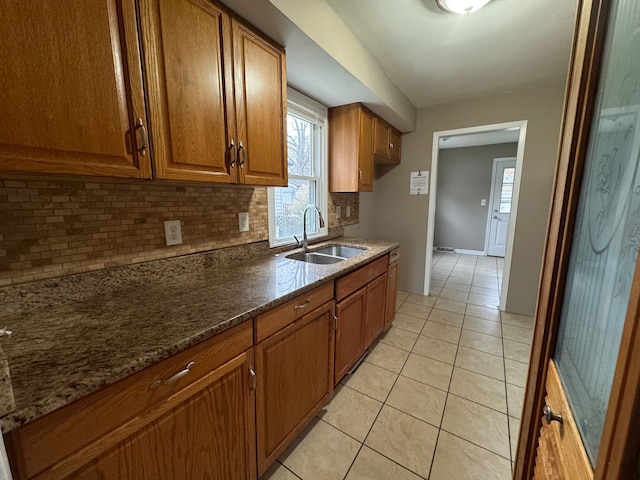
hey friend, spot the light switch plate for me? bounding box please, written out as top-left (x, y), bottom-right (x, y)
top-left (164, 220), bottom-right (182, 246)
top-left (238, 212), bottom-right (249, 232)
top-left (346, 206), bottom-right (351, 218)
top-left (336, 206), bottom-right (341, 219)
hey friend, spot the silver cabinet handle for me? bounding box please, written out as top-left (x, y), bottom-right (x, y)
top-left (134, 118), bottom-right (148, 157)
top-left (359, 170), bottom-right (363, 180)
top-left (249, 366), bottom-right (257, 390)
top-left (229, 139), bottom-right (237, 168)
top-left (294, 300), bottom-right (311, 310)
top-left (151, 361), bottom-right (195, 388)
top-left (238, 141), bottom-right (246, 168)
top-left (333, 313), bottom-right (339, 330)
top-left (543, 405), bottom-right (563, 425)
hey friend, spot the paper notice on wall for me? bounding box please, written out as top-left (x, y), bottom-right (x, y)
top-left (410, 171), bottom-right (429, 195)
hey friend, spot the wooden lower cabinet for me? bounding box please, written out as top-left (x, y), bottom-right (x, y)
top-left (6, 322), bottom-right (256, 480)
top-left (385, 251), bottom-right (400, 330)
top-left (334, 287), bottom-right (367, 383)
top-left (255, 301), bottom-right (335, 476)
top-left (334, 262), bottom-right (390, 385)
top-left (363, 274), bottom-right (387, 347)
top-left (67, 351), bottom-right (256, 480)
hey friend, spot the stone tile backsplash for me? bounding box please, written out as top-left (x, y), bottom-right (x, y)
top-left (0, 177), bottom-right (358, 285)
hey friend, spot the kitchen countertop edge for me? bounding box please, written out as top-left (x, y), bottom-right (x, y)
top-left (1, 237), bottom-right (400, 433)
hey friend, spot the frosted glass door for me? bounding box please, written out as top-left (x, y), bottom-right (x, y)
top-left (554, 0), bottom-right (640, 465)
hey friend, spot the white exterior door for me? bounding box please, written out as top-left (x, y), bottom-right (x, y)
top-left (487, 157), bottom-right (516, 257)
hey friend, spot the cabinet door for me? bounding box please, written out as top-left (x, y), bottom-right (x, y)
top-left (139, 0), bottom-right (237, 183)
top-left (0, 0), bottom-right (151, 179)
top-left (255, 302), bottom-right (334, 475)
top-left (363, 274), bottom-right (387, 348)
top-left (358, 108), bottom-right (374, 192)
top-left (373, 117), bottom-right (391, 159)
top-left (385, 262), bottom-right (399, 329)
top-left (335, 287), bottom-right (366, 384)
top-left (389, 127), bottom-right (402, 163)
top-left (67, 351), bottom-right (256, 480)
top-left (232, 19), bottom-right (287, 187)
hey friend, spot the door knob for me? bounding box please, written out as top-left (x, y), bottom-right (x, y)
top-left (543, 405), bottom-right (563, 425)
top-left (493, 216), bottom-right (499, 220)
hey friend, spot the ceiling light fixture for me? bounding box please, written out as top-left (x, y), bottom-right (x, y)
top-left (435, 0), bottom-right (493, 14)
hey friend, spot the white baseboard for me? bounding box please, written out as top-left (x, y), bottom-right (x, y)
top-left (455, 249), bottom-right (486, 256)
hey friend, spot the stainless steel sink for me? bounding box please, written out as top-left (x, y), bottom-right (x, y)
top-left (312, 244), bottom-right (366, 259)
top-left (285, 244), bottom-right (367, 265)
top-left (286, 252), bottom-right (345, 264)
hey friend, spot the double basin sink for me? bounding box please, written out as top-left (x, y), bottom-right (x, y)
top-left (286, 244), bottom-right (367, 264)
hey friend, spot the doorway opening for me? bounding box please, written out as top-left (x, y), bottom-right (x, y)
top-left (424, 121), bottom-right (528, 311)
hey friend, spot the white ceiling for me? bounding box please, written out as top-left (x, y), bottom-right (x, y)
top-left (323, 0), bottom-right (577, 108)
top-left (220, 0), bottom-right (577, 131)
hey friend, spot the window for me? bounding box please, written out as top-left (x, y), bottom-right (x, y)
top-left (268, 88), bottom-right (328, 247)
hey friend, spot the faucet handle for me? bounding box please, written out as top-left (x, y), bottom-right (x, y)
top-left (294, 235), bottom-right (301, 246)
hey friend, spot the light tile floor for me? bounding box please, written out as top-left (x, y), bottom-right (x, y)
top-left (262, 253), bottom-right (534, 480)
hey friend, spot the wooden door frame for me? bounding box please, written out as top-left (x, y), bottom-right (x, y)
top-left (515, 0), bottom-right (640, 478)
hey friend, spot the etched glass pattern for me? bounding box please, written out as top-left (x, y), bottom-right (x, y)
top-left (555, 0), bottom-right (640, 465)
top-left (499, 167), bottom-right (514, 213)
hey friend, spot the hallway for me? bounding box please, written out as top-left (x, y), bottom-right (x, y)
top-left (262, 253), bottom-right (534, 479)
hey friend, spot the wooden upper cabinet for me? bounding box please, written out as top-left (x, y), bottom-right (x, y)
top-left (373, 117), bottom-right (402, 164)
top-left (139, 1), bottom-right (286, 186)
top-left (329, 103), bottom-right (374, 192)
top-left (232, 19), bottom-right (288, 187)
top-left (0, 0), bottom-right (152, 179)
top-left (138, 0), bottom-right (236, 183)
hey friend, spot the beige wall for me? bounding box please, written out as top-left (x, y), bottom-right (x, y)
top-left (435, 143), bottom-right (518, 252)
top-left (364, 83), bottom-right (566, 315)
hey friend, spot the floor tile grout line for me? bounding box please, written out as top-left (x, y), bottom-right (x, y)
top-left (341, 330), bottom-right (427, 480)
top-left (499, 308), bottom-right (516, 470)
top-left (426, 257), bottom-right (465, 480)
top-left (273, 460), bottom-right (303, 479)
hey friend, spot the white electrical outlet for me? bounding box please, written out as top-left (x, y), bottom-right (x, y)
top-left (238, 212), bottom-right (249, 232)
top-left (336, 206), bottom-right (341, 219)
top-left (481, 199), bottom-right (487, 206)
top-left (164, 220), bottom-right (182, 246)
top-left (346, 206), bottom-right (351, 218)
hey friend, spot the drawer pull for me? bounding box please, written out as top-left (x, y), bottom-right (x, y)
top-left (151, 361), bottom-right (195, 388)
top-left (294, 300), bottom-right (311, 310)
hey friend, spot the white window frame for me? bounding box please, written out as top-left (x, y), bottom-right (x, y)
top-left (267, 88), bottom-right (329, 248)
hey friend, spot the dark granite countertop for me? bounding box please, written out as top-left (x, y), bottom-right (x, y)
top-left (0, 237), bottom-right (399, 433)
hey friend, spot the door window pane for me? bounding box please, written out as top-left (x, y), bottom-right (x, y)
top-left (499, 168), bottom-right (514, 213)
top-left (554, 0), bottom-right (640, 464)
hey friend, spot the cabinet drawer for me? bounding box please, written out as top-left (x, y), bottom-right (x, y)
top-left (255, 282), bottom-right (334, 343)
top-left (7, 321), bottom-right (254, 480)
top-left (389, 248), bottom-right (400, 264)
top-left (336, 256), bottom-right (388, 301)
